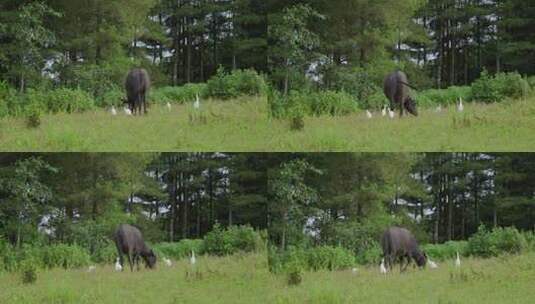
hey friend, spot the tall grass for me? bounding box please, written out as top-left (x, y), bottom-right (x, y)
top-left (1, 252), bottom-right (534, 303)
top-left (1, 96), bottom-right (535, 151)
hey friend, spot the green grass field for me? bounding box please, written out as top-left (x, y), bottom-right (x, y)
top-left (1, 253), bottom-right (534, 304)
top-left (1, 96), bottom-right (535, 152)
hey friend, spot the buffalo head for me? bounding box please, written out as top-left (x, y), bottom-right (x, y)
top-left (143, 249), bottom-right (157, 268)
top-left (404, 96), bottom-right (418, 116)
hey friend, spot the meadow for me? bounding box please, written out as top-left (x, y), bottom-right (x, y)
top-left (1, 96), bottom-right (535, 152)
top-left (1, 252), bottom-right (534, 304)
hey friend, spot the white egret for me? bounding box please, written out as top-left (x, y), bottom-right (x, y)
top-left (111, 106), bottom-right (117, 116)
top-left (388, 108), bottom-right (395, 119)
top-left (124, 107), bottom-right (132, 115)
top-left (163, 257), bottom-right (172, 267)
top-left (457, 97), bottom-right (464, 112)
top-left (435, 105), bottom-right (442, 113)
top-left (366, 110), bottom-right (373, 119)
top-left (428, 259), bottom-right (438, 269)
top-left (194, 94), bottom-right (200, 110)
top-left (166, 102), bottom-right (172, 111)
top-left (190, 250), bottom-right (196, 265)
top-left (87, 265), bottom-right (96, 272)
top-left (380, 258), bottom-right (387, 274)
top-left (351, 267), bottom-right (358, 274)
top-left (455, 252), bottom-right (461, 268)
top-left (381, 105), bottom-right (387, 117)
top-left (115, 258), bottom-right (122, 271)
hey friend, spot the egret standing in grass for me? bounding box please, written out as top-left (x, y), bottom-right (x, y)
top-left (380, 258), bottom-right (387, 274)
top-left (111, 106), bottom-right (117, 116)
top-left (382, 105), bottom-right (387, 117)
top-left (351, 267), bottom-right (358, 274)
top-left (366, 110), bottom-right (373, 119)
top-left (115, 257), bottom-right (122, 271)
top-left (428, 259), bottom-right (438, 269)
top-left (388, 108), bottom-right (395, 119)
top-left (194, 94), bottom-right (200, 110)
top-left (124, 107), bottom-right (132, 115)
top-left (435, 105), bottom-right (442, 113)
top-left (190, 250), bottom-right (197, 266)
top-left (87, 265), bottom-right (96, 272)
top-left (163, 257), bottom-right (172, 267)
top-left (457, 97), bottom-right (464, 112)
top-left (166, 102), bottom-right (172, 111)
top-left (455, 251), bottom-right (461, 268)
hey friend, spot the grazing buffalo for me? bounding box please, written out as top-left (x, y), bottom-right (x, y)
top-left (125, 68), bottom-right (150, 115)
top-left (380, 227), bottom-right (426, 272)
top-left (383, 71), bottom-right (418, 117)
top-left (114, 224), bottom-right (156, 271)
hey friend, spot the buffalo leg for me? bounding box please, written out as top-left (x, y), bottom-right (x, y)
top-left (135, 254), bottom-right (141, 271)
top-left (119, 254), bottom-right (125, 271)
top-left (127, 251), bottom-right (134, 272)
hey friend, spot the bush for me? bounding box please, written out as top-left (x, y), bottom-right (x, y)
top-left (21, 260), bottom-right (38, 284)
top-left (467, 225), bottom-right (527, 258)
top-left (308, 90), bottom-right (359, 116)
top-left (421, 241), bottom-right (469, 261)
top-left (205, 67), bottom-right (267, 100)
top-left (271, 90), bottom-right (358, 119)
top-left (0, 81), bottom-right (14, 118)
top-left (202, 224), bottom-right (264, 256)
top-left (307, 246), bottom-right (356, 271)
top-left (43, 88), bottom-right (96, 113)
top-left (98, 87), bottom-right (124, 107)
top-left (416, 86), bottom-right (472, 107)
top-left (153, 239), bottom-right (204, 260)
top-left (25, 102), bottom-right (42, 128)
top-left (471, 70), bottom-right (531, 103)
top-left (151, 83), bottom-right (207, 105)
top-left (42, 244), bottom-right (91, 269)
top-left (92, 242), bottom-right (118, 264)
top-left (269, 246), bottom-right (355, 273)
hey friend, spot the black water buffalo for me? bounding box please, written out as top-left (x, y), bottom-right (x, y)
top-left (114, 224), bottom-right (156, 271)
top-left (125, 68), bottom-right (150, 115)
top-left (381, 227), bottom-right (426, 272)
top-left (383, 71), bottom-right (418, 117)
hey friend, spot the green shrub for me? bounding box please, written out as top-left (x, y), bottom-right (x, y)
top-left (287, 267), bottom-right (303, 286)
top-left (421, 241), bottom-right (469, 261)
top-left (151, 83), bottom-right (207, 104)
top-left (0, 81), bottom-right (14, 118)
top-left (44, 88), bottom-right (96, 113)
top-left (269, 246), bottom-right (355, 273)
top-left (153, 239), bottom-right (204, 259)
top-left (92, 242), bottom-right (118, 264)
top-left (42, 244), bottom-right (91, 269)
top-left (205, 67), bottom-right (267, 100)
top-left (307, 246), bottom-right (356, 271)
top-left (308, 90), bottom-right (358, 116)
top-left (471, 70), bottom-right (531, 103)
top-left (524, 231), bottom-right (535, 251)
top-left (60, 56), bottom-right (137, 100)
top-left (416, 86), bottom-right (472, 107)
top-left (467, 225), bottom-right (527, 258)
top-left (20, 260), bottom-right (38, 284)
top-left (25, 102), bottom-right (42, 128)
top-left (202, 224), bottom-right (264, 256)
top-left (98, 87), bottom-right (124, 107)
top-left (355, 241), bottom-right (383, 265)
top-left (273, 90), bottom-right (358, 119)
top-left (366, 90), bottom-right (389, 110)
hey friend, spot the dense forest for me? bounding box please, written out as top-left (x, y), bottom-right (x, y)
top-left (1, 0), bottom-right (534, 94)
top-left (267, 153), bottom-right (535, 252)
top-left (1, 153), bottom-right (533, 251)
top-left (0, 153), bottom-right (268, 248)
